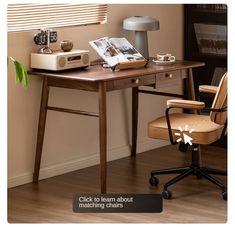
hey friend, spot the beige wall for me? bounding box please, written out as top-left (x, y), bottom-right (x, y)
top-left (8, 4), bottom-right (184, 187)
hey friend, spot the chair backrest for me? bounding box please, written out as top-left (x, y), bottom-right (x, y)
top-left (210, 72), bottom-right (227, 125)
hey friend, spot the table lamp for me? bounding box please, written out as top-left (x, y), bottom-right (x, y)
top-left (123, 16), bottom-right (160, 59)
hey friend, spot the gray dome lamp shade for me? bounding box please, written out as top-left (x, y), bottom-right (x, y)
top-left (123, 16), bottom-right (160, 59)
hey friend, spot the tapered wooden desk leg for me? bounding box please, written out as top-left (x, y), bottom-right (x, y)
top-left (187, 68), bottom-right (196, 114)
top-left (131, 87), bottom-right (139, 157)
top-left (98, 82), bottom-right (107, 194)
top-left (33, 77), bottom-right (50, 182)
top-left (188, 68), bottom-right (196, 101)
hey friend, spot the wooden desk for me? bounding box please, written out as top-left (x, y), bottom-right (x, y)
top-left (29, 60), bottom-right (205, 193)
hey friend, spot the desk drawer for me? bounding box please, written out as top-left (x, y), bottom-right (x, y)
top-left (155, 70), bottom-right (186, 89)
top-left (110, 74), bottom-right (156, 90)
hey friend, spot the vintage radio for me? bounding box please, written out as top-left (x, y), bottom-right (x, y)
top-left (30, 49), bottom-right (90, 71)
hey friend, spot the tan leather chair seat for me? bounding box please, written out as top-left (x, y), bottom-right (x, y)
top-left (148, 113), bottom-right (224, 145)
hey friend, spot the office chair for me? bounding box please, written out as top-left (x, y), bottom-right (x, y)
top-left (178, 82), bottom-right (220, 152)
top-left (148, 72), bottom-right (227, 200)
top-left (178, 84), bottom-right (219, 153)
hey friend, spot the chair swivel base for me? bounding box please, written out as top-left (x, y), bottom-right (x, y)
top-left (149, 145), bottom-right (227, 200)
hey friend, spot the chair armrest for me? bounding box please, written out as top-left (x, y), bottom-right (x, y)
top-left (165, 101), bottom-right (204, 145)
top-left (167, 99), bottom-right (205, 109)
top-left (199, 85), bottom-right (218, 94)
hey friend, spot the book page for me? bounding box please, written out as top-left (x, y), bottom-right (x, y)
top-left (89, 37), bottom-right (145, 67)
top-left (109, 38), bottom-right (145, 61)
top-left (89, 37), bottom-right (124, 67)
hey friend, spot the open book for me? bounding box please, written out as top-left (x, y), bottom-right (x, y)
top-left (89, 37), bottom-right (146, 69)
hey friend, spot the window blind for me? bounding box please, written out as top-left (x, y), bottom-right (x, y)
top-left (7, 4), bottom-right (108, 32)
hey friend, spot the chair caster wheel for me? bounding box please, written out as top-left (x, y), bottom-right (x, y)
top-left (222, 191), bottom-right (227, 201)
top-left (149, 176), bottom-right (159, 186)
top-left (162, 189), bottom-right (172, 199)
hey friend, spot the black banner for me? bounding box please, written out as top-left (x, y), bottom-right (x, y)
top-left (73, 194), bottom-right (162, 213)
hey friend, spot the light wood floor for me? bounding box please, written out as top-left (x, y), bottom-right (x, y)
top-left (8, 145), bottom-right (227, 223)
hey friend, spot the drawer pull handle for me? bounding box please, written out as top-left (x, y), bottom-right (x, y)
top-left (132, 78), bottom-right (139, 84)
top-left (165, 73), bottom-right (173, 78)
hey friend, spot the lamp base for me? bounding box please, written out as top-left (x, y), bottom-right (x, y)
top-left (134, 31), bottom-right (149, 59)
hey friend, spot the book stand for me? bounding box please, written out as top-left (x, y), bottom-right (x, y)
top-left (110, 59), bottom-right (148, 71)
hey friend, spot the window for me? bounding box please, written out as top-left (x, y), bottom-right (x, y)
top-left (7, 4), bottom-right (108, 32)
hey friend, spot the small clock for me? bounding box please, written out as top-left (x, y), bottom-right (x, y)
top-left (33, 29), bottom-right (57, 54)
top-left (34, 30), bottom-right (57, 45)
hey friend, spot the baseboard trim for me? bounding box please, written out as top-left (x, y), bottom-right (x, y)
top-left (8, 140), bottom-right (169, 188)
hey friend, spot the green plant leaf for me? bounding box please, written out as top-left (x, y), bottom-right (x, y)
top-left (9, 57), bottom-right (29, 87)
top-left (22, 66), bottom-right (29, 87)
top-left (14, 60), bottom-right (23, 83)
